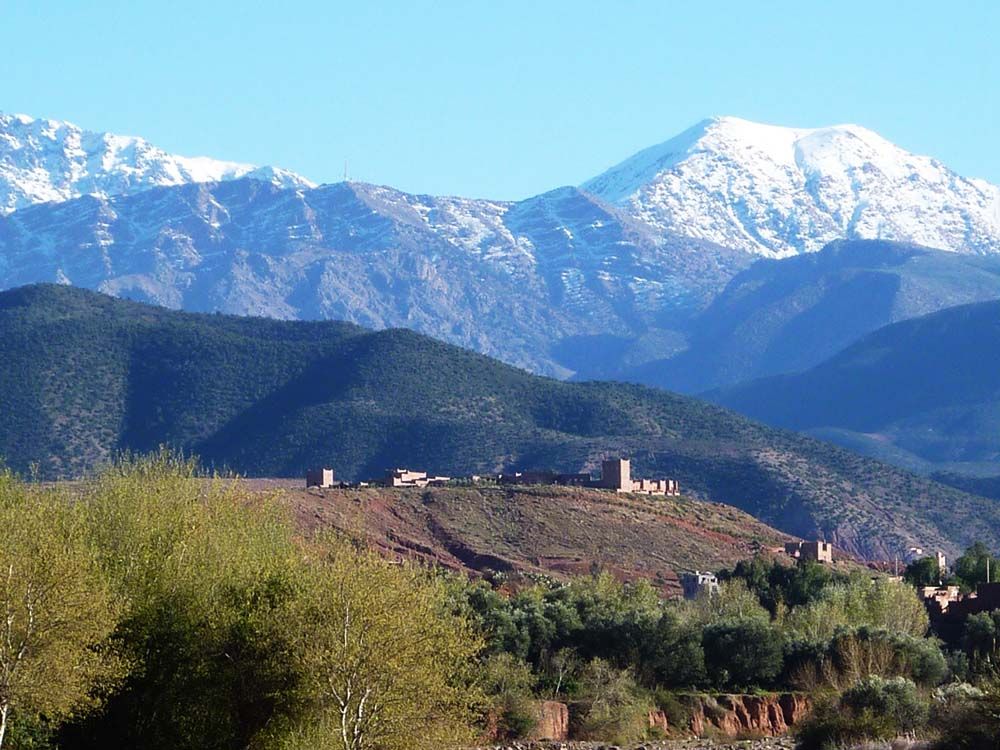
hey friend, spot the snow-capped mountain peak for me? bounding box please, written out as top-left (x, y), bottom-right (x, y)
top-left (0, 112), bottom-right (315, 214)
top-left (582, 116), bottom-right (1000, 257)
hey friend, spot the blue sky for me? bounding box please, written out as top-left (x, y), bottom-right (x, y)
top-left (2, 1), bottom-right (997, 200)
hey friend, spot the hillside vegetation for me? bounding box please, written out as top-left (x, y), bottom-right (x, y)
top-left (2, 284), bottom-right (999, 559)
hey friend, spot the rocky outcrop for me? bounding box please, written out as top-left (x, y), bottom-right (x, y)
top-left (647, 709), bottom-right (669, 734)
top-left (529, 701), bottom-right (569, 741)
top-left (688, 693), bottom-right (810, 737)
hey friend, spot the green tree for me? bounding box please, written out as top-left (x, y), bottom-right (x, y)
top-left (702, 619), bottom-right (784, 691)
top-left (0, 473), bottom-right (120, 749)
top-left (784, 578), bottom-right (928, 642)
top-left (62, 452), bottom-right (305, 750)
top-left (904, 556), bottom-right (941, 587)
top-left (722, 556), bottom-right (838, 614)
top-left (963, 611), bottom-right (1000, 669)
top-left (277, 537), bottom-right (483, 750)
top-left (954, 542), bottom-right (998, 591)
top-left (686, 579), bottom-right (770, 625)
top-left (645, 610), bottom-right (706, 689)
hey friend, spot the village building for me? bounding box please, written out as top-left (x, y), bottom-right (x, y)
top-left (306, 467), bottom-right (336, 488)
top-left (937, 550), bottom-right (948, 574)
top-left (921, 585), bottom-right (961, 613)
top-left (784, 540), bottom-right (834, 564)
top-left (680, 571), bottom-right (719, 600)
top-left (926, 582), bottom-right (1000, 644)
top-left (496, 458), bottom-right (678, 495)
top-left (596, 458), bottom-right (681, 496)
top-left (384, 468), bottom-right (451, 488)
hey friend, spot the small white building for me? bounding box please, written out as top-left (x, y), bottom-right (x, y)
top-left (680, 570), bottom-right (719, 600)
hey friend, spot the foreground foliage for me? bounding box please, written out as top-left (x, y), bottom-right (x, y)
top-left (0, 473), bottom-right (120, 750)
top-left (2, 455), bottom-right (479, 750)
top-left (1, 451), bottom-right (992, 748)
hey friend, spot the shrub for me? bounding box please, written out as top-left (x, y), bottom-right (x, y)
top-left (573, 659), bottom-right (652, 743)
top-left (652, 688), bottom-right (694, 730)
top-left (788, 628), bottom-right (947, 691)
top-left (933, 679), bottom-right (1000, 750)
top-left (702, 619), bottom-right (784, 691)
top-left (841, 676), bottom-right (928, 733)
top-left (478, 653), bottom-right (538, 739)
top-left (794, 676), bottom-right (929, 750)
top-left (795, 697), bottom-right (895, 750)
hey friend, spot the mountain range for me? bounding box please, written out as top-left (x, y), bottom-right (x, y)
top-left (622, 239), bottom-right (1000, 392)
top-left (584, 117), bottom-right (1000, 258)
top-left (3, 282), bottom-right (1000, 561)
top-left (3, 112), bottom-right (1000, 381)
top-left (711, 298), bottom-right (1000, 479)
top-left (0, 112), bottom-right (313, 213)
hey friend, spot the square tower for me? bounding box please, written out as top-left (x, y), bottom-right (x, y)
top-left (601, 458), bottom-right (631, 491)
top-left (306, 468), bottom-right (335, 488)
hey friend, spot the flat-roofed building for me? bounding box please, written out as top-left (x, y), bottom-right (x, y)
top-left (384, 469), bottom-right (450, 487)
top-left (306, 467), bottom-right (336, 488)
top-left (785, 540), bottom-right (834, 564)
top-left (680, 570), bottom-right (719, 600)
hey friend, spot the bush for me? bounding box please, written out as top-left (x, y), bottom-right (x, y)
top-left (479, 653), bottom-right (538, 739)
top-left (841, 676), bottom-right (927, 733)
top-left (933, 679), bottom-right (1000, 750)
top-left (702, 619), bottom-right (784, 691)
top-left (788, 627), bottom-right (947, 691)
top-left (795, 696), bottom-right (894, 750)
top-left (652, 688), bottom-right (694, 730)
top-left (794, 676), bottom-right (929, 750)
top-left (573, 659), bottom-right (652, 743)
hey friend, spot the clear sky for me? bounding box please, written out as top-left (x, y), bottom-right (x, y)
top-left (2, 1), bottom-right (997, 200)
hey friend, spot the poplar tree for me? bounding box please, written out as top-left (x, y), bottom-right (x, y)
top-left (0, 473), bottom-right (120, 749)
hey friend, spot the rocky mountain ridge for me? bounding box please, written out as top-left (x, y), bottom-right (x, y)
top-left (0, 178), bottom-right (747, 376)
top-left (3, 111), bottom-right (1000, 380)
top-left (0, 112), bottom-right (313, 213)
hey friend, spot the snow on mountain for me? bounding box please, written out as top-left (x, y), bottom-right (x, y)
top-left (583, 116), bottom-right (1000, 258)
top-left (0, 112), bottom-right (315, 214)
top-left (5, 110), bottom-right (1000, 380)
top-left (0, 177), bottom-right (748, 377)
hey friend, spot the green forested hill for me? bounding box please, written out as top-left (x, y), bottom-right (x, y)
top-left (1, 283), bottom-right (998, 560)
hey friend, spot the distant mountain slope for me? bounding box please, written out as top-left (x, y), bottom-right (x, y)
top-left (0, 112), bottom-right (313, 213)
top-left (3, 284), bottom-right (1000, 560)
top-left (0, 178), bottom-right (748, 377)
top-left (583, 116), bottom-right (1000, 258)
top-left (618, 240), bottom-right (1000, 392)
top-left (7, 112), bottom-right (1000, 383)
top-left (712, 299), bottom-right (1000, 477)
